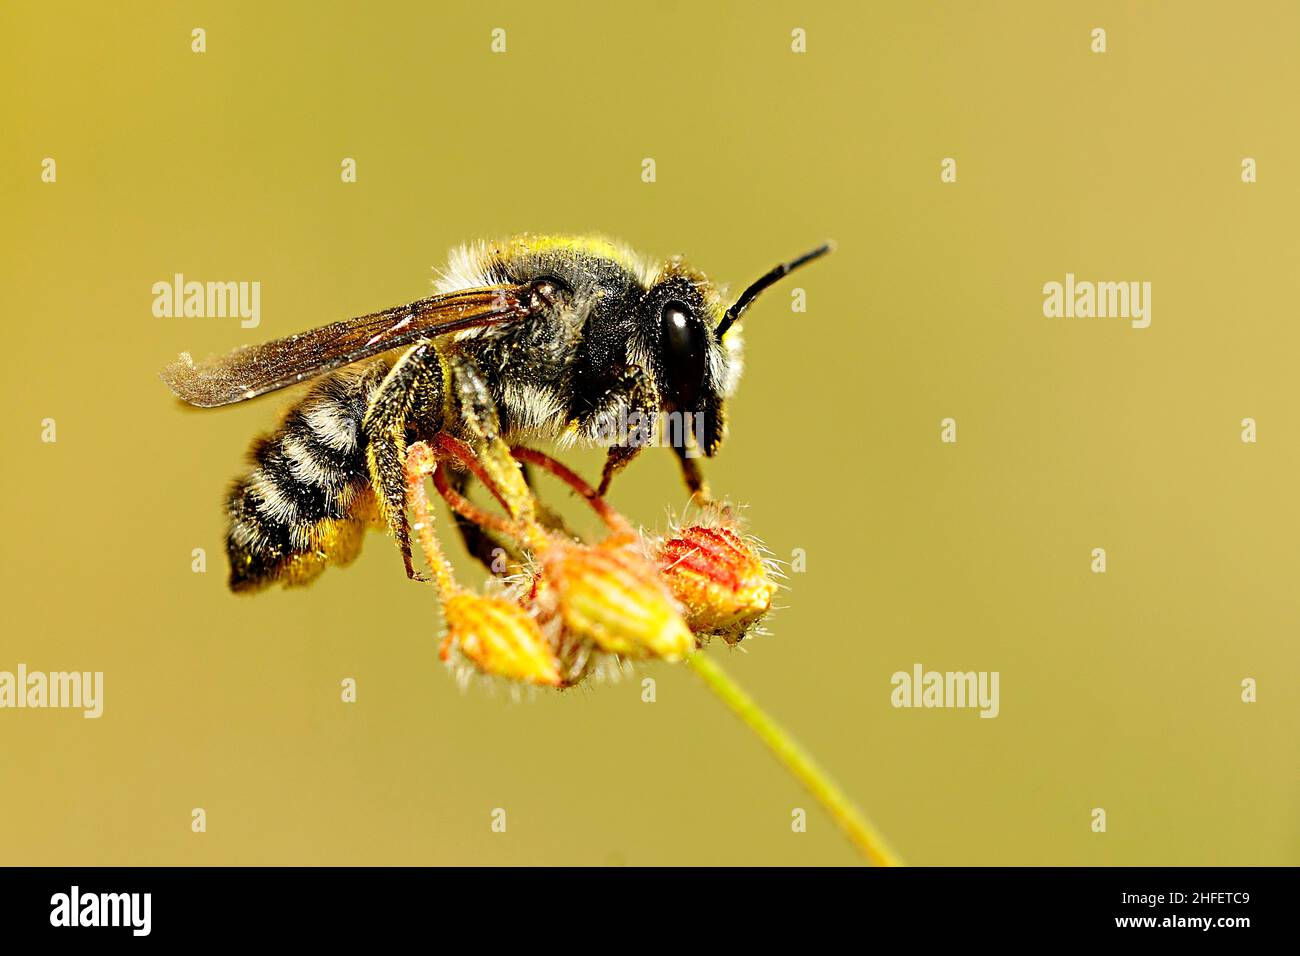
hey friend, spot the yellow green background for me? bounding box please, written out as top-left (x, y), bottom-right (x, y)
top-left (2, 1), bottom-right (1296, 865)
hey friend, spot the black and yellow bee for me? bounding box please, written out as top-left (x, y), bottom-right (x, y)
top-left (162, 235), bottom-right (831, 592)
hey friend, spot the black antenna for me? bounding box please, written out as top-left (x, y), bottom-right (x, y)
top-left (715, 241), bottom-right (835, 338)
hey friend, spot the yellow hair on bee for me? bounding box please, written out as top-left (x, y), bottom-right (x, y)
top-left (434, 233), bottom-right (657, 293)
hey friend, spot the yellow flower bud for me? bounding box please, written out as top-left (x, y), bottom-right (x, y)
top-left (544, 542), bottom-right (693, 661)
top-left (657, 525), bottom-right (775, 643)
top-left (441, 592), bottom-right (562, 686)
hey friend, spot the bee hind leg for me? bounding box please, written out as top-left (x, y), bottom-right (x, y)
top-left (361, 339), bottom-right (448, 581)
top-left (376, 349), bottom-right (542, 578)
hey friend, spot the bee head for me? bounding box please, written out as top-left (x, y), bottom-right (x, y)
top-left (479, 235), bottom-right (833, 457)
top-left (631, 259), bottom-right (727, 456)
top-left (637, 242), bottom-right (835, 457)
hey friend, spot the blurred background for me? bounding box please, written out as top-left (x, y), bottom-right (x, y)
top-left (1, 1), bottom-right (1296, 865)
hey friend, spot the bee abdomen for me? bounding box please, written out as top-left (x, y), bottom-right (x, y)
top-left (226, 369), bottom-right (384, 592)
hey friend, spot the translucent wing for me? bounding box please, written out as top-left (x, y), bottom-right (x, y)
top-left (161, 285), bottom-right (528, 408)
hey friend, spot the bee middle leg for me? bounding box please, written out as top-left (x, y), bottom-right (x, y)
top-left (444, 353), bottom-right (538, 525)
top-left (449, 460), bottom-right (581, 575)
top-left (447, 468), bottom-right (522, 573)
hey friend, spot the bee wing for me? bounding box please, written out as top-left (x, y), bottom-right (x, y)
top-left (161, 285), bottom-right (529, 408)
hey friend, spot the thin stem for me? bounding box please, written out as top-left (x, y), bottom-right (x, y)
top-left (686, 652), bottom-right (903, 867)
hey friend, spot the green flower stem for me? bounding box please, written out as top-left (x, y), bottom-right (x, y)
top-left (686, 651), bottom-right (903, 867)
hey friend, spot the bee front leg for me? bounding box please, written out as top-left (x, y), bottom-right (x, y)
top-left (597, 444), bottom-right (642, 497)
top-left (591, 364), bottom-right (659, 497)
top-left (672, 443), bottom-right (710, 500)
top-left (361, 339), bottom-right (448, 581)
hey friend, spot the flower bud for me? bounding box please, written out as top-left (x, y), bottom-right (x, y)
top-left (657, 525), bottom-right (775, 642)
top-left (441, 592), bottom-right (562, 686)
top-left (545, 542), bottom-right (693, 661)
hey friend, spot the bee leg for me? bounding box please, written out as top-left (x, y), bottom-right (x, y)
top-left (673, 443), bottom-right (710, 500)
top-left (516, 460), bottom-right (582, 540)
top-left (592, 364), bottom-right (659, 496)
top-left (447, 468), bottom-right (524, 572)
top-left (361, 340), bottom-right (448, 581)
top-left (445, 353), bottom-right (538, 526)
top-left (597, 445), bottom-right (642, 496)
top-left (448, 460), bottom-right (580, 573)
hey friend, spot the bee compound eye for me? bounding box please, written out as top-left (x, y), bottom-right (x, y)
top-left (528, 276), bottom-right (568, 310)
top-left (659, 299), bottom-right (707, 409)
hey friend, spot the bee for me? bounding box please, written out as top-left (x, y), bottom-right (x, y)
top-left (162, 235), bottom-right (832, 592)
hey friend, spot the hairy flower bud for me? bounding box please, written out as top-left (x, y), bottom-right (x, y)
top-left (657, 525), bottom-right (775, 643)
top-left (544, 542), bottom-right (693, 661)
top-left (441, 592), bottom-right (562, 686)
